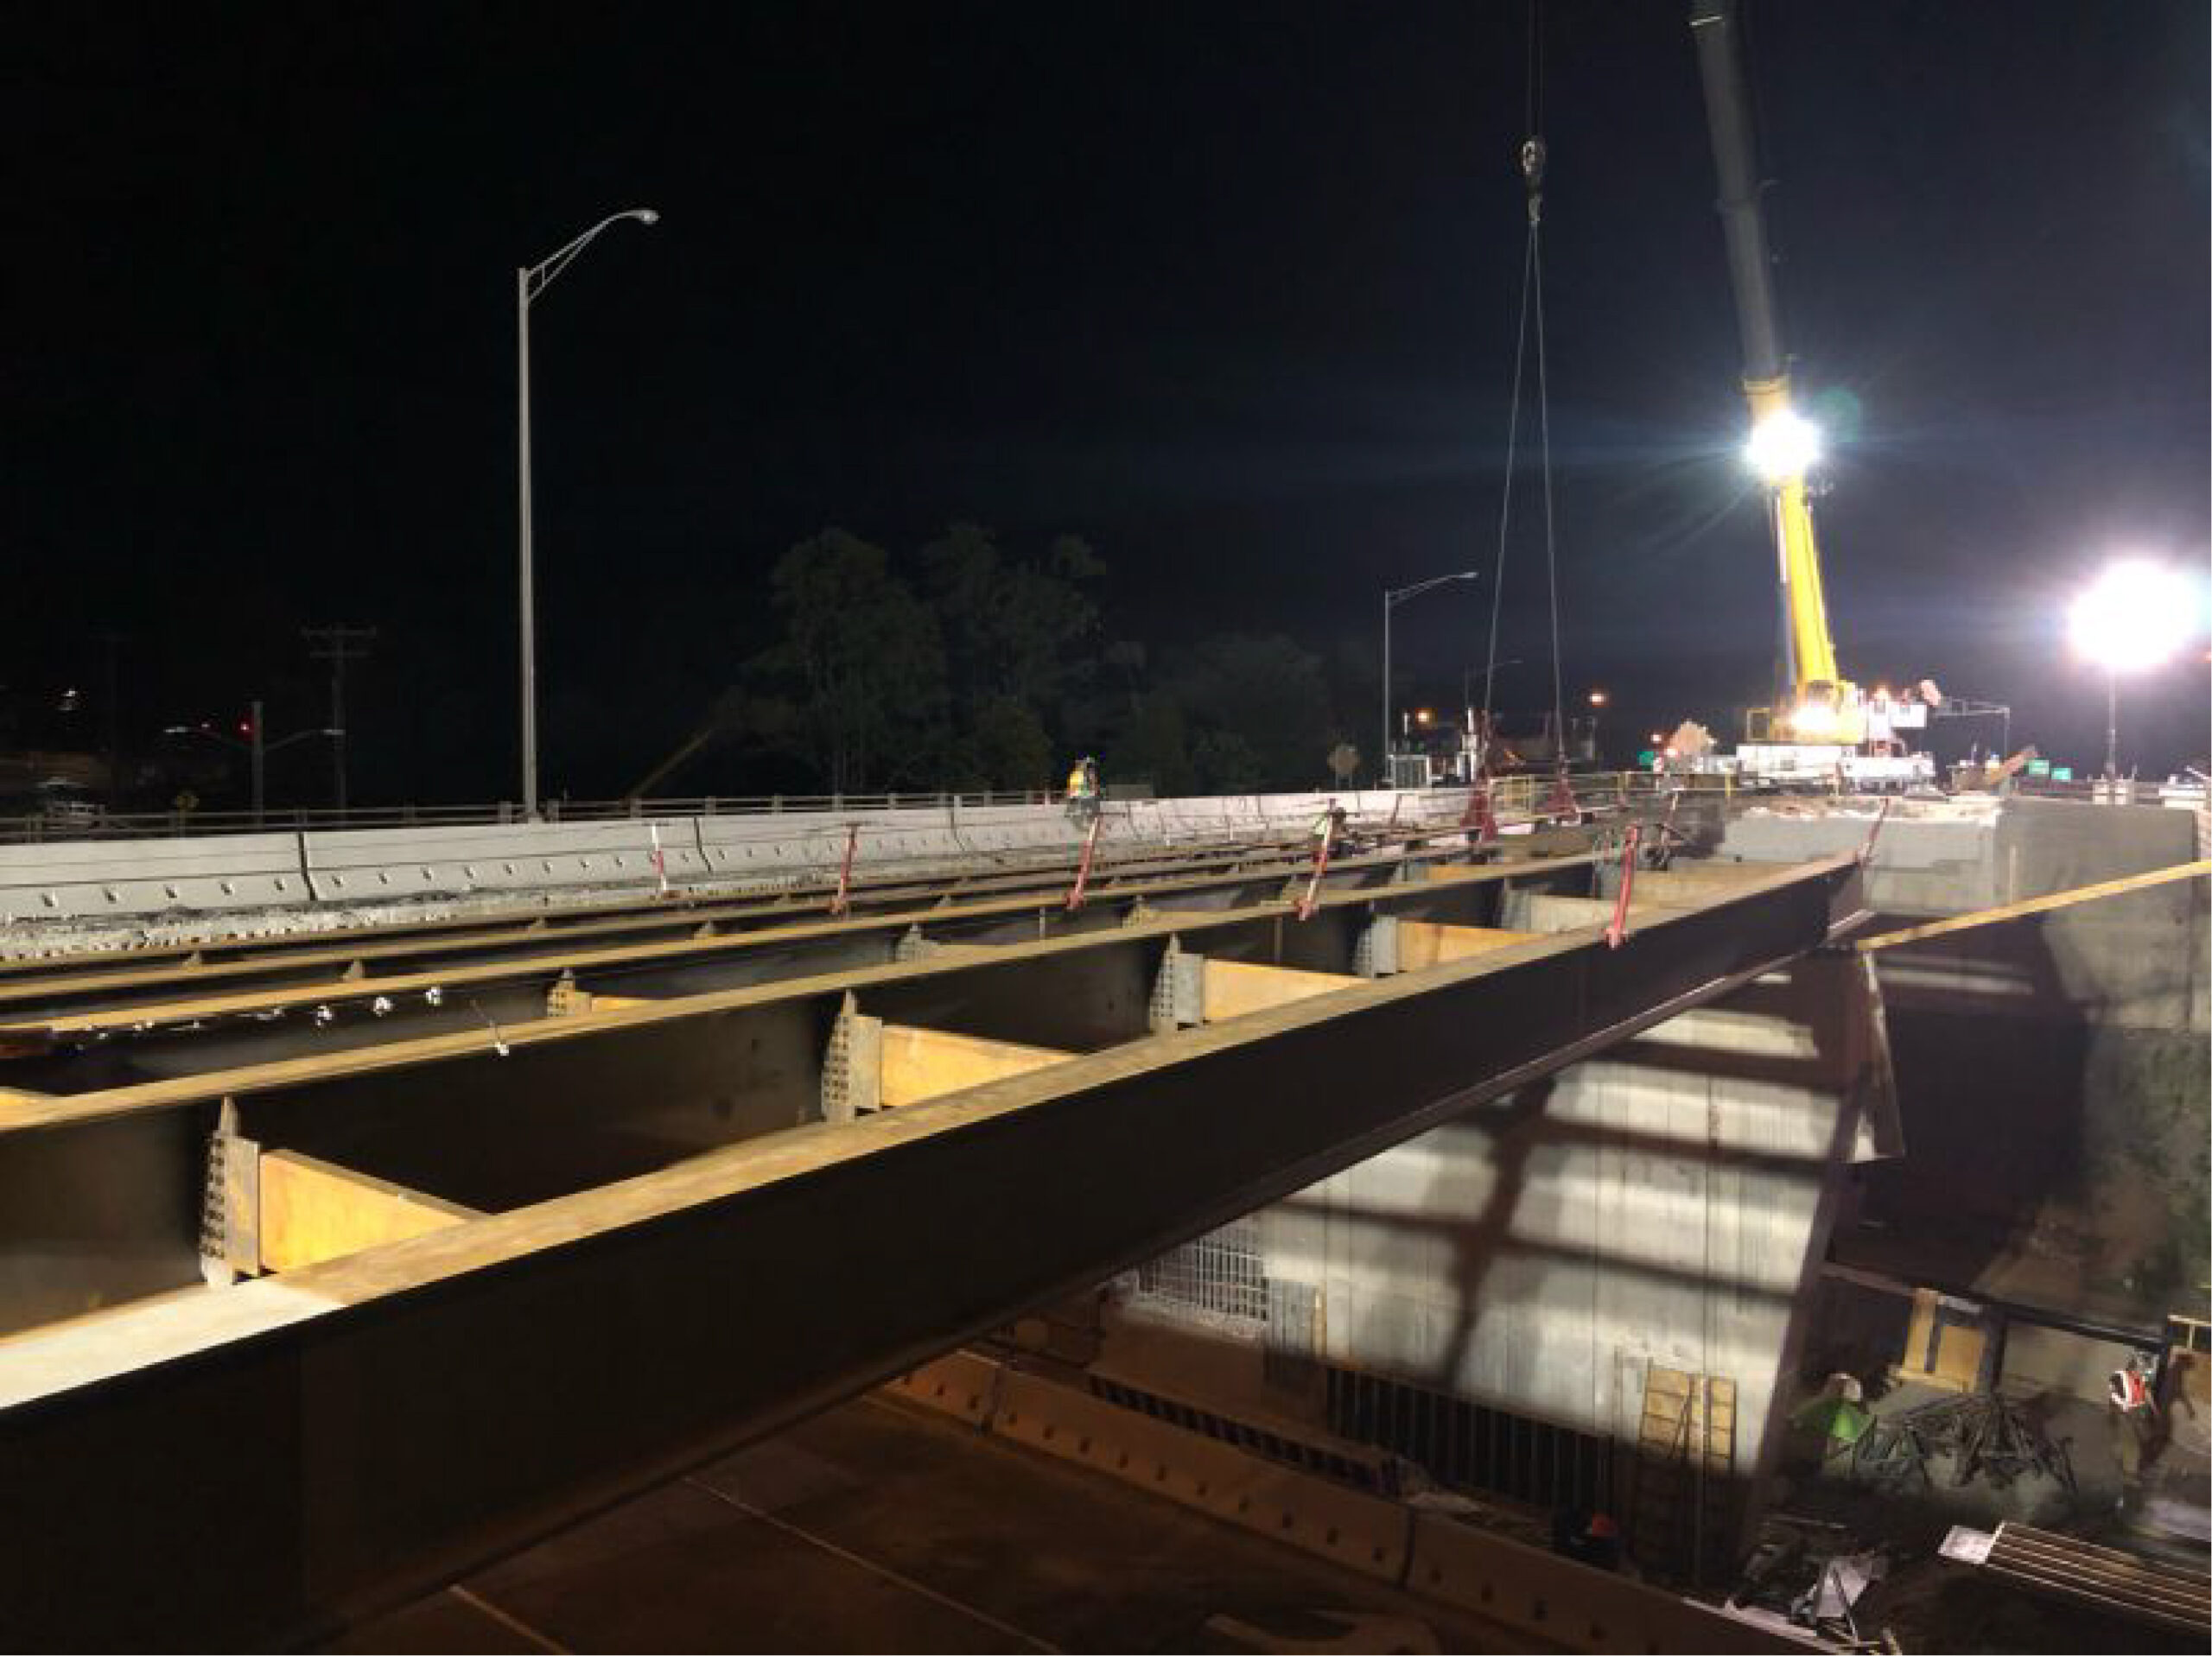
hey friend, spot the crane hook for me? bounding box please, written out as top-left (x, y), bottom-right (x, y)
top-left (1520, 136), bottom-right (1547, 225)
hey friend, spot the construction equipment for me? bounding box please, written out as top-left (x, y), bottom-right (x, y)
top-left (1685, 1), bottom-right (1935, 788)
top-left (1851, 1392), bottom-right (2077, 1496)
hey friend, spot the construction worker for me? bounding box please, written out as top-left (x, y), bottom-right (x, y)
top-left (2109, 1350), bottom-right (2160, 1494)
top-left (1065, 757), bottom-right (1100, 826)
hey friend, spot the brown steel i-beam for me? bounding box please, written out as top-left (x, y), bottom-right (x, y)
top-left (0, 853), bottom-right (1859, 1649)
top-left (0, 833), bottom-right (1496, 1029)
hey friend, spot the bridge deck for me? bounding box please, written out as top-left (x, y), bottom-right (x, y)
top-left (0, 847), bottom-right (1856, 1648)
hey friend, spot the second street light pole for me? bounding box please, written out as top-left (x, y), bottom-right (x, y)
top-left (517, 207), bottom-right (658, 822)
top-left (1381, 571), bottom-right (1479, 786)
top-left (2105, 667), bottom-right (2119, 784)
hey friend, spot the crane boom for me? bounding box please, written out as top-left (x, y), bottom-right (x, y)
top-left (1689, 0), bottom-right (1855, 737)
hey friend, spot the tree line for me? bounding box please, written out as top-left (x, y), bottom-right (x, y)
top-left (706, 523), bottom-right (1351, 796)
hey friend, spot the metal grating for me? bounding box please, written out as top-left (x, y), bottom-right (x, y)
top-left (1325, 1362), bottom-right (1614, 1518)
top-left (1087, 1374), bottom-right (1383, 1489)
top-left (1134, 1218), bottom-right (1269, 1325)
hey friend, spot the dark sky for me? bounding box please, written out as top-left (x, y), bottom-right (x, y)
top-left (5, 0), bottom-right (2207, 802)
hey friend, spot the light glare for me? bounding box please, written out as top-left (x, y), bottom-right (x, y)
top-left (1745, 409), bottom-right (1822, 482)
top-left (1789, 700), bottom-right (1839, 738)
top-left (2069, 561), bottom-right (2200, 674)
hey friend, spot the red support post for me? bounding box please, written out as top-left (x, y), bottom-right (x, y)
top-left (1544, 765), bottom-right (1580, 825)
top-left (1462, 777), bottom-right (1499, 845)
top-left (1605, 824), bottom-right (1643, 950)
top-left (1296, 814), bottom-right (1337, 922)
top-left (830, 822), bottom-right (861, 917)
top-left (1065, 813), bottom-right (1102, 911)
top-left (1860, 796), bottom-right (1893, 865)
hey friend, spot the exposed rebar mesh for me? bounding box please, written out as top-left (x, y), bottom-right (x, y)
top-left (1134, 1219), bottom-right (1269, 1325)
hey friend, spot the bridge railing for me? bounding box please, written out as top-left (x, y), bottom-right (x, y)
top-left (0, 789), bottom-right (1066, 845)
top-left (28, 761), bottom-right (2143, 848)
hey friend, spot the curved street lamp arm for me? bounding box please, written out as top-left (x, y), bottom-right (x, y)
top-left (1385, 569), bottom-right (1481, 608)
top-left (263, 728), bottom-right (343, 755)
top-left (524, 208), bottom-right (660, 302)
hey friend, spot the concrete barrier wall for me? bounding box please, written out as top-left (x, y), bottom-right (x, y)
top-left (0, 788), bottom-right (1473, 928)
top-left (0, 832), bottom-right (309, 922)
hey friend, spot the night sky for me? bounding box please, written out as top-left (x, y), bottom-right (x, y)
top-left (6, 0), bottom-right (2207, 803)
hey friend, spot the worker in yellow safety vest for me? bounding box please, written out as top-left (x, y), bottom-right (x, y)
top-left (1065, 757), bottom-right (1100, 826)
top-left (1309, 803), bottom-right (1355, 857)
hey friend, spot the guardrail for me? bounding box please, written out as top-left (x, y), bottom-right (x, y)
top-left (21, 766), bottom-right (2199, 847)
top-left (0, 790), bottom-right (1066, 845)
top-left (0, 770), bottom-right (1792, 848)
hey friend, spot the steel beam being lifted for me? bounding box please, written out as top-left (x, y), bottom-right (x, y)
top-left (0, 852), bottom-right (1859, 1649)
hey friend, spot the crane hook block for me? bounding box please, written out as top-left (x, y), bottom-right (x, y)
top-left (1519, 136), bottom-right (1547, 225)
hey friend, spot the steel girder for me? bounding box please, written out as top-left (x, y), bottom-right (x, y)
top-left (0, 853), bottom-right (1858, 1648)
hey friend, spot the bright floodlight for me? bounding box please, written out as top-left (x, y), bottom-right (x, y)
top-left (2069, 560), bottom-right (2198, 674)
top-left (1789, 699), bottom-right (1839, 738)
top-left (1745, 409), bottom-right (1822, 483)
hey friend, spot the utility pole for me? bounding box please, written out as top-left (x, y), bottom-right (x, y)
top-left (303, 625), bottom-right (376, 814)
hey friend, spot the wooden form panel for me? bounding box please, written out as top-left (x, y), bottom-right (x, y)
top-left (257, 1149), bottom-right (480, 1273)
top-left (876, 1025), bottom-right (1071, 1108)
top-left (1895, 1285), bottom-right (1989, 1392)
top-left (1198, 959), bottom-right (1357, 1023)
top-left (1393, 921), bottom-right (1543, 970)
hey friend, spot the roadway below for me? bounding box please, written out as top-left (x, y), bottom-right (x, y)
top-left (335, 1392), bottom-right (1533, 1654)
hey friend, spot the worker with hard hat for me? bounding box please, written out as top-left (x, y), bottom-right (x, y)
top-left (1065, 757), bottom-right (1101, 825)
top-left (2109, 1350), bottom-right (2160, 1495)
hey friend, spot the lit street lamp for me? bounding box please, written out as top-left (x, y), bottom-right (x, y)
top-left (518, 207), bottom-right (659, 820)
top-left (163, 701), bottom-right (340, 826)
top-left (2068, 560), bottom-right (2199, 784)
top-left (1382, 571), bottom-right (1478, 784)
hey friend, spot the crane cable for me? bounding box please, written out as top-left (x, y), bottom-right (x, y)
top-left (1478, 0), bottom-right (1567, 770)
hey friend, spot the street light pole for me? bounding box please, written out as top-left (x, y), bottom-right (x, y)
top-left (162, 714), bottom-right (339, 824)
top-left (516, 207), bottom-right (659, 821)
top-left (1381, 571), bottom-right (1479, 785)
top-left (518, 266), bottom-right (536, 821)
top-left (2068, 559), bottom-right (2199, 797)
top-left (2105, 667), bottom-right (2119, 784)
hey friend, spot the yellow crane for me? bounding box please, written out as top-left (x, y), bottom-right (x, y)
top-left (1689, 0), bottom-right (1868, 748)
